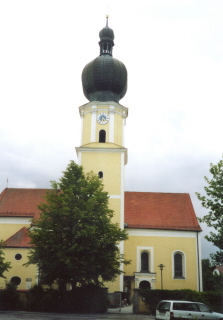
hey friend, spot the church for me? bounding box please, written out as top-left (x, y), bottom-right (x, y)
top-left (0, 19), bottom-right (202, 297)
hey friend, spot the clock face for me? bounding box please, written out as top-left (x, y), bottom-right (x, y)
top-left (97, 112), bottom-right (109, 125)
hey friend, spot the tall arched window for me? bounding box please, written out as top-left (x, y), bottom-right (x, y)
top-left (141, 251), bottom-right (149, 272)
top-left (173, 251), bottom-right (185, 278)
top-left (99, 130), bottom-right (106, 143)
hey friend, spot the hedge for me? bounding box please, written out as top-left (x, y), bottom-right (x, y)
top-left (140, 289), bottom-right (223, 315)
top-left (0, 284), bottom-right (108, 313)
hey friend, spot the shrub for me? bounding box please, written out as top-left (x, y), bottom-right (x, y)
top-left (0, 282), bottom-right (21, 311)
top-left (140, 289), bottom-right (223, 315)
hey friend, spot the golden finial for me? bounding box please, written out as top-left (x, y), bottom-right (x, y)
top-left (106, 15), bottom-right (109, 27)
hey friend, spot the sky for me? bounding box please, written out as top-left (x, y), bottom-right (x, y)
top-left (0, 0), bottom-right (223, 260)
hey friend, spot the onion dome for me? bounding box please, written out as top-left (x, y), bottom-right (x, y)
top-left (82, 18), bottom-right (127, 103)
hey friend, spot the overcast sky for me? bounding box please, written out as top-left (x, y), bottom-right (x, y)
top-left (1, 0), bottom-right (223, 259)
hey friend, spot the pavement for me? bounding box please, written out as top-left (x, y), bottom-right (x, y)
top-left (0, 307), bottom-right (155, 320)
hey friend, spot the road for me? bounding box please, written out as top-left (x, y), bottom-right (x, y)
top-left (0, 311), bottom-right (154, 320)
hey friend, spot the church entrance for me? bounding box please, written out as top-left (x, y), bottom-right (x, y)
top-left (139, 280), bottom-right (151, 290)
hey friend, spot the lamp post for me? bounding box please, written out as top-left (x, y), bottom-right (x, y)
top-left (158, 264), bottom-right (165, 289)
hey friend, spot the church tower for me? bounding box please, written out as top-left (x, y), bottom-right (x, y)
top-left (76, 18), bottom-right (128, 292)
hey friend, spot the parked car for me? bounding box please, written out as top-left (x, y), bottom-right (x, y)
top-left (156, 300), bottom-right (223, 320)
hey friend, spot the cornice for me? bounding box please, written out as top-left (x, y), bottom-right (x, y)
top-left (76, 146), bottom-right (128, 165)
top-left (79, 101), bottom-right (128, 118)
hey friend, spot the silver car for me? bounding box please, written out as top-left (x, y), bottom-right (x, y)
top-left (156, 300), bottom-right (223, 320)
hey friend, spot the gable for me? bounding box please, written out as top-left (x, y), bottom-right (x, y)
top-left (4, 227), bottom-right (32, 248)
top-left (124, 192), bottom-right (201, 231)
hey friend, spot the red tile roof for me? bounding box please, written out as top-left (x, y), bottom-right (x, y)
top-left (0, 188), bottom-right (48, 220)
top-left (212, 265), bottom-right (223, 274)
top-left (124, 192), bottom-right (201, 231)
top-left (4, 227), bottom-right (32, 247)
top-left (0, 188), bottom-right (201, 232)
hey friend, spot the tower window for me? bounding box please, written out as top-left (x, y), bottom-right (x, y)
top-left (99, 130), bottom-right (106, 143)
top-left (98, 171), bottom-right (103, 179)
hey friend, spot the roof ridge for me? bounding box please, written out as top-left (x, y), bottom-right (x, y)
top-left (5, 188), bottom-right (51, 190)
top-left (125, 191), bottom-right (189, 195)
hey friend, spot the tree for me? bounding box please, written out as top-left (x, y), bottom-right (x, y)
top-left (196, 158), bottom-right (223, 264)
top-left (26, 161), bottom-right (129, 289)
top-left (0, 240), bottom-right (11, 278)
top-left (202, 259), bottom-right (223, 291)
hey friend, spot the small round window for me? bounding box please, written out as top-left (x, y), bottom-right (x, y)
top-left (11, 276), bottom-right (21, 287)
top-left (15, 253), bottom-right (22, 260)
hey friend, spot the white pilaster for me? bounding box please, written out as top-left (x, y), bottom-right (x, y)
top-left (109, 105), bottom-right (115, 143)
top-left (91, 106), bottom-right (97, 142)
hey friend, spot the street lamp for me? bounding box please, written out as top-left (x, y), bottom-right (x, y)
top-left (158, 264), bottom-right (165, 289)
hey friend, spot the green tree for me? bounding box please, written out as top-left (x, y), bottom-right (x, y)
top-left (0, 240), bottom-right (11, 278)
top-left (202, 259), bottom-right (223, 291)
top-left (196, 158), bottom-right (223, 264)
top-left (26, 161), bottom-right (129, 289)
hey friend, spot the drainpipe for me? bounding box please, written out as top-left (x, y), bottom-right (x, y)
top-left (197, 231), bottom-right (202, 292)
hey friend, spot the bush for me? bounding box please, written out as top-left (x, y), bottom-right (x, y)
top-left (140, 289), bottom-right (223, 315)
top-left (0, 282), bottom-right (21, 311)
top-left (27, 284), bottom-right (108, 313)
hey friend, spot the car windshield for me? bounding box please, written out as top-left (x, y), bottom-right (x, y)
top-left (158, 302), bottom-right (171, 311)
top-left (198, 304), bottom-right (211, 312)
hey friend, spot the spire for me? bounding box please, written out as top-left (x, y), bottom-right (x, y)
top-left (99, 16), bottom-right (114, 56)
top-left (106, 14), bottom-right (109, 27)
top-left (82, 19), bottom-right (127, 103)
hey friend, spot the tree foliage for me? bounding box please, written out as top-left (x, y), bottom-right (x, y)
top-left (0, 240), bottom-right (11, 278)
top-left (202, 259), bottom-right (223, 291)
top-left (26, 161), bottom-right (129, 289)
top-left (196, 158), bottom-right (223, 264)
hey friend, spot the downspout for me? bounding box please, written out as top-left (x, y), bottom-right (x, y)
top-left (196, 231), bottom-right (202, 291)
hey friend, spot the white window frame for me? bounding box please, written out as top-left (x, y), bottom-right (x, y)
top-left (136, 246), bottom-right (154, 273)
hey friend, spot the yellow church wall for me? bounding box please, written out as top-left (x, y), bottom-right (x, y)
top-left (124, 233), bottom-right (198, 291)
top-left (105, 277), bottom-right (121, 293)
top-left (81, 152), bottom-right (121, 195)
top-left (108, 198), bottom-right (121, 225)
top-left (0, 248), bottom-right (37, 290)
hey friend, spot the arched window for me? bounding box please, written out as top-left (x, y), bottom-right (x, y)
top-left (141, 251), bottom-right (149, 272)
top-left (99, 130), bottom-right (106, 143)
top-left (173, 251), bottom-right (185, 278)
top-left (98, 171), bottom-right (103, 179)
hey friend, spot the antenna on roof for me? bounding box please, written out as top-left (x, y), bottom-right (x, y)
top-left (106, 15), bottom-right (109, 27)
top-left (6, 178), bottom-right (8, 188)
